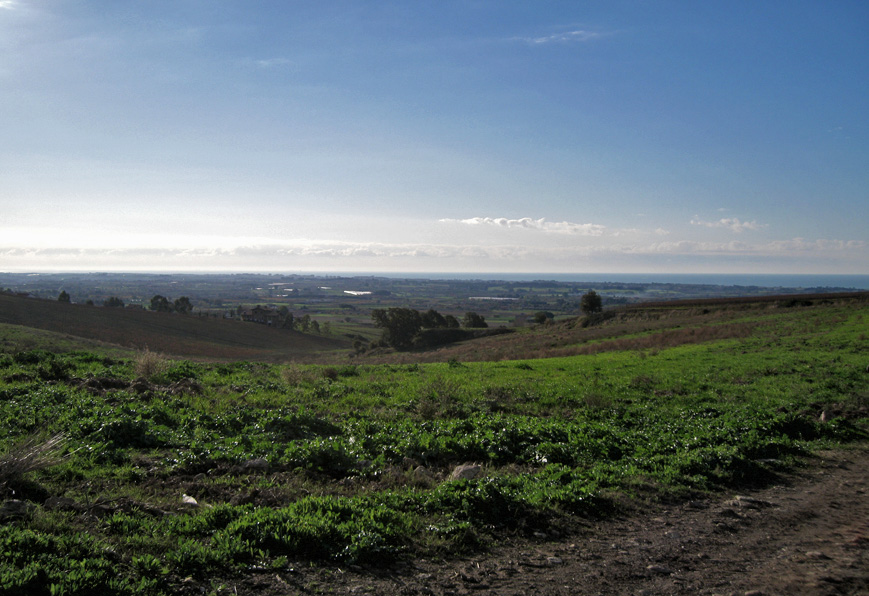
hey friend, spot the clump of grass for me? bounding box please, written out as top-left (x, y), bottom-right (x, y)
top-left (134, 347), bottom-right (168, 379)
top-left (416, 377), bottom-right (463, 420)
top-left (281, 362), bottom-right (316, 386)
top-left (583, 392), bottom-right (613, 409)
top-left (0, 433), bottom-right (69, 492)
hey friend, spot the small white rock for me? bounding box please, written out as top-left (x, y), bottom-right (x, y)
top-left (449, 464), bottom-right (482, 481)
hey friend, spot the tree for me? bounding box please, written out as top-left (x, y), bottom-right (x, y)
top-left (371, 307), bottom-right (423, 350)
top-left (443, 314), bottom-right (460, 329)
top-left (174, 296), bottom-right (193, 314)
top-left (462, 312), bottom-right (487, 328)
top-left (150, 295), bottom-right (171, 312)
top-left (533, 311), bottom-right (554, 324)
top-left (420, 308), bottom-right (448, 329)
top-left (57, 291), bottom-right (70, 303)
top-left (580, 290), bottom-right (603, 315)
top-left (103, 297), bottom-right (124, 308)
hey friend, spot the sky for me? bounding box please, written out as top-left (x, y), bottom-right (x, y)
top-left (1, 1), bottom-right (867, 275)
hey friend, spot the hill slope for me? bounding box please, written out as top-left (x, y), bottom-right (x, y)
top-left (0, 294), bottom-right (348, 361)
top-left (358, 291), bottom-right (869, 364)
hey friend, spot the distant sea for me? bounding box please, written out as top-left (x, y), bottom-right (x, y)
top-left (318, 272), bottom-right (869, 290)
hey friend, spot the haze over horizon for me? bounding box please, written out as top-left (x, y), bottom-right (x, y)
top-left (1, 1), bottom-right (867, 275)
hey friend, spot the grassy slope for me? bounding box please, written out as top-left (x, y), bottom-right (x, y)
top-left (0, 298), bottom-right (866, 594)
top-left (0, 294), bottom-right (348, 361)
top-left (360, 291), bottom-right (869, 364)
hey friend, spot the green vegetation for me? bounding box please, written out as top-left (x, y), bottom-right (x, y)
top-left (580, 289), bottom-right (603, 314)
top-left (0, 297), bottom-right (867, 595)
top-left (371, 307), bottom-right (495, 351)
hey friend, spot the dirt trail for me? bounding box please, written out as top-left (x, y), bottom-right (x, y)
top-left (240, 446), bottom-right (869, 596)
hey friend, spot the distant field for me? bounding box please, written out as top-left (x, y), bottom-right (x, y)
top-left (0, 294), bottom-right (349, 362)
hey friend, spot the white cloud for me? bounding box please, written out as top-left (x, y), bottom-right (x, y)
top-left (515, 30), bottom-right (606, 45)
top-left (0, 1), bottom-right (17, 9)
top-left (5, 235), bottom-right (863, 272)
top-left (690, 217), bottom-right (768, 233)
top-left (637, 237), bottom-right (865, 256)
top-left (254, 57), bottom-right (294, 69)
top-left (440, 217), bottom-right (606, 236)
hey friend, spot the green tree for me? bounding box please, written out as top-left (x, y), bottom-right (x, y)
top-left (371, 307), bottom-right (423, 350)
top-left (150, 295), bottom-right (171, 312)
top-left (462, 312), bottom-right (487, 328)
top-left (174, 296), bottom-right (193, 314)
top-left (580, 290), bottom-right (603, 315)
top-left (282, 311), bottom-right (295, 329)
top-left (421, 308), bottom-right (448, 328)
top-left (443, 314), bottom-right (460, 328)
top-left (533, 311), bottom-right (554, 324)
top-left (103, 297), bottom-right (124, 308)
top-left (57, 291), bottom-right (70, 303)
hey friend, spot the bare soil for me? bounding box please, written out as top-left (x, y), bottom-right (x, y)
top-left (230, 446), bottom-right (869, 596)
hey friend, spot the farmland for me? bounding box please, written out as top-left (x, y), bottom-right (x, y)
top-left (1, 272), bottom-right (859, 351)
top-left (0, 289), bottom-right (867, 594)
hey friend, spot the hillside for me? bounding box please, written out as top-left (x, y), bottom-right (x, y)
top-left (0, 293), bottom-right (349, 361)
top-left (4, 291), bottom-right (867, 364)
top-left (358, 290), bottom-right (869, 364)
top-left (0, 290), bottom-right (866, 595)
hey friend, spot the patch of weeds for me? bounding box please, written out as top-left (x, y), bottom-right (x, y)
top-left (583, 392), bottom-right (614, 409)
top-left (416, 377), bottom-right (464, 420)
top-left (134, 348), bottom-right (168, 380)
top-left (628, 374), bottom-right (657, 393)
top-left (281, 363), bottom-right (316, 386)
top-left (162, 360), bottom-right (200, 383)
top-left (0, 432), bottom-right (69, 497)
top-left (481, 386), bottom-right (518, 413)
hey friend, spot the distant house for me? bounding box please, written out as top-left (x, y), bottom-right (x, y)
top-left (241, 306), bottom-right (282, 326)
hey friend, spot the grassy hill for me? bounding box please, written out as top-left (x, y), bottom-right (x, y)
top-left (0, 294), bottom-right (349, 361)
top-left (358, 291), bottom-right (869, 364)
top-left (3, 291), bottom-right (867, 364)
top-left (0, 289), bottom-right (867, 595)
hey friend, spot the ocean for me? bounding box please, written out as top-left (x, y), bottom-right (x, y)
top-left (316, 272), bottom-right (869, 290)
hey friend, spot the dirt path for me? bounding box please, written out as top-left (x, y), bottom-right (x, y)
top-left (241, 446), bottom-right (869, 596)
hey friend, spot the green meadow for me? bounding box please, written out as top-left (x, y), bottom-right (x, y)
top-left (0, 297), bottom-right (867, 595)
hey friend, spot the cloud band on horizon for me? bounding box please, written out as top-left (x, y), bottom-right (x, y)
top-left (440, 217), bottom-right (607, 236)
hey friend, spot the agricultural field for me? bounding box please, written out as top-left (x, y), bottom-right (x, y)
top-left (0, 296), bottom-right (867, 595)
top-left (2, 272), bottom-right (857, 346)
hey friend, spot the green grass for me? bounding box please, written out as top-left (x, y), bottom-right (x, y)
top-left (0, 299), bottom-right (867, 595)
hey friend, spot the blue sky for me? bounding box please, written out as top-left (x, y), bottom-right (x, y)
top-left (1, 1), bottom-right (867, 274)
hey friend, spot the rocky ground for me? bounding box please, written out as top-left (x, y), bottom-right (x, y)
top-left (225, 445), bottom-right (868, 596)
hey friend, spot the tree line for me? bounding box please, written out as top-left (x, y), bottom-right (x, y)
top-left (371, 308), bottom-right (488, 350)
